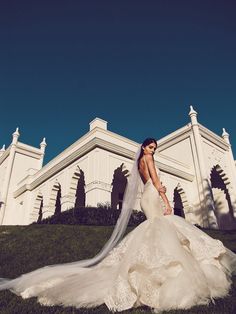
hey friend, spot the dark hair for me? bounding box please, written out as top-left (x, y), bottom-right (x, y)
top-left (137, 138), bottom-right (157, 168)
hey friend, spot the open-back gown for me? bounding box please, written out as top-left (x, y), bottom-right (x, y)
top-left (1, 178), bottom-right (236, 312)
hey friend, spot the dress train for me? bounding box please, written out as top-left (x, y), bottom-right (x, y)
top-left (1, 178), bottom-right (236, 312)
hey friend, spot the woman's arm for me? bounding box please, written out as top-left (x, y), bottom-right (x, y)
top-left (145, 154), bottom-right (172, 215)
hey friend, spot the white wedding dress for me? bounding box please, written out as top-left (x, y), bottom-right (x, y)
top-left (1, 178), bottom-right (236, 312)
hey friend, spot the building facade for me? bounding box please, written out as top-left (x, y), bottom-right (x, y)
top-left (1, 107), bottom-right (236, 229)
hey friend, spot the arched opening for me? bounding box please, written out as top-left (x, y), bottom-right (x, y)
top-left (210, 165), bottom-right (235, 229)
top-left (0, 192), bottom-right (3, 210)
top-left (37, 199), bottom-right (43, 223)
top-left (173, 188), bottom-right (185, 218)
top-left (31, 192), bottom-right (44, 223)
top-left (49, 181), bottom-right (62, 216)
top-left (111, 163), bottom-right (129, 209)
top-left (54, 184), bottom-right (62, 216)
top-left (75, 170), bottom-right (86, 207)
top-left (173, 183), bottom-right (190, 219)
top-left (69, 166), bottom-right (86, 208)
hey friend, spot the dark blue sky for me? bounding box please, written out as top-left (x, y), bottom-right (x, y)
top-left (1, 0), bottom-right (236, 164)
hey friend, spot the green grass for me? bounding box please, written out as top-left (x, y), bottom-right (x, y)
top-left (0, 225), bottom-right (236, 314)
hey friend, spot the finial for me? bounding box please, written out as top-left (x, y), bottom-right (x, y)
top-left (189, 105), bottom-right (197, 116)
top-left (0, 144), bottom-right (5, 152)
top-left (188, 105), bottom-right (198, 125)
top-left (222, 128), bottom-right (230, 144)
top-left (40, 137), bottom-right (47, 153)
top-left (40, 137), bottom-right (47, 146)
top-left (222, 128), bottom-right (229, 137)
top-left (13, 127), bottom-right (19, 135)
top-left (12, 127), bottom-right (20, 144)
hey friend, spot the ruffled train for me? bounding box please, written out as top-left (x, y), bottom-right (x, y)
top-left (1, 214), bottom-right (236, 312)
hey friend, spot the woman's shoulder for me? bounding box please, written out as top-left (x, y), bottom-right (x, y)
top-left (144, 154), bottom-right (154, 162)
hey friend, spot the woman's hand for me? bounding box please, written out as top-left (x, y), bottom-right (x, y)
top-left (158, 183), bottom-right (166, 194)
top-left (164, 204), bottom-right (172, 215)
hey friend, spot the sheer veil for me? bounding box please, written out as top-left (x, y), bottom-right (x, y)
top-left (61, 145), bottom-right (142, 267)
top-left (0, 145), bottom-right (142, 289)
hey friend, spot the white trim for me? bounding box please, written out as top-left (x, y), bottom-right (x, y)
top-left (199, 124), bottom-right (229, 150)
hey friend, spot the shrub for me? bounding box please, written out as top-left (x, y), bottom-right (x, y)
top-left (33, 206), bottom-right (146, 226)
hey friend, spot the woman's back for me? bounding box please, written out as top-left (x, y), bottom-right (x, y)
top-left (138, 156), bottom-right (151, 184)
top-left (138, 155), bottom-right (163, 219)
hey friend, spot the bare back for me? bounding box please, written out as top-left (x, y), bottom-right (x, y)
top-left (139, 152), bottom-right (172, 215)
top-left (138, 156), bottom-right (151, 184)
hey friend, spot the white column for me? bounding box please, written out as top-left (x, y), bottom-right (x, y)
top-left (39, 138), bottom-right (47, 169)
top-left (222, 128), bottom-right (236, 218)
top-left (41, 181), bottom-right (54, 219)
top-left (61, 170), bottom-right (75, 211)
top-left (85, 149), bottom-right (112, 207)
top-left (0, 144), bottom-right (5, 158)
top-left (189, 106), bottom-right (214, 227)
top-left (23, 190), bottom-right (33, 225)
top-left (61, 195), bottom-right (75, 211)
top-left (0, 128), bottom-right (20, 224)
top-left (0, 145), bottom-right (6, 206)
top-left (85, 181), bottom-right (112, 207)
top-left (222, 128), bottom-right (236, 187)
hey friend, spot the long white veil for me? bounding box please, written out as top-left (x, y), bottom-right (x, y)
top-left (64, 145), bottom-right (141, 267)
top-left (0, 146), bottom-right (141, 289)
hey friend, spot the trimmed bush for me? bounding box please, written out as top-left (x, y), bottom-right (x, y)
top-left (33, 206), bottom-right (146, 226)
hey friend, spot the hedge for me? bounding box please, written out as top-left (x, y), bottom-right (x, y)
top-left (33, 206), bottom-right (146, 226)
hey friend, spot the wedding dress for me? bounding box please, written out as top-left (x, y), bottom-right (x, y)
top-left (1, 176), bottom-right (236, 312)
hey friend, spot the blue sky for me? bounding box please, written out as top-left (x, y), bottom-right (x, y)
top-left (1, 0), bottom-right (236, 164)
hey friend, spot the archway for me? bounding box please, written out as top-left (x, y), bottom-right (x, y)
top-left (37, 199), bottom-right (43, 223)
top-left (173, 188), bottom-right (185, 218)
top-left (75, 170), bottom-right (86, 207)
top-left (69, 166), bottom-right (86, 208)
top-left (31, 192), bottom-right (43, 223)
top-left (210, 165), bottom-right (235, 229)
top-left (173, 184), bottom-right (190, 218)
top-left (111, 163), bottom-right (129, 209)
top-left (49, 181), bottom-right (62, 216)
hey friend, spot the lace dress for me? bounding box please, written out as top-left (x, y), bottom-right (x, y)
top-left (1, 178), bottom-right (236, 312)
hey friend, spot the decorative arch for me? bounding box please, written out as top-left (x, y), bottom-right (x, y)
top-left (31, 192), bottom-right (43, 223)
top-left (210, 164), bottom-right (235, 229)
top-left (111, 163), bottom-right (129, 209)
top-left (0, 192), bottom-right (3, 209)
top-left (211, 164), bottom-right (231, 187)
top-left (173, 183), bottom-right (190, 218)
top-left (49, 181), bottom-right (62, 216)
top-left (69, 166), bottom-right (86, 207)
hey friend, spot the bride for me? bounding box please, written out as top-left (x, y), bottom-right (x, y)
top-left (1, 138), bottom-right (236, 312)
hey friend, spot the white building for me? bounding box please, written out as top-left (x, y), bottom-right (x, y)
top-left (1, 106), bottom-right (236, 230)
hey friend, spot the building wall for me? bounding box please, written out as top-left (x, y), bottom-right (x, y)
top-left (201, 137), bottom-right (236, 229)
top-left (159, 137), bottom-right (195, 171)
top-left (1, 115), bottom-right (236, 229)
top-left (0, 156), bottom-right (9, 197)
top-left (2, 148), bottom-right (43, 224)
top-left (157, 130), bottom-right (206, 225)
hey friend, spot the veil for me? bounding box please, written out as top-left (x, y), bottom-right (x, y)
top-left (0, 145), bottom-right (142, 289)
top-left (62, 145), bottom-right (142, 267)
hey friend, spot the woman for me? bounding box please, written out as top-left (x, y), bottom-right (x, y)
top-left (137, 138), bottom-right (172, 216)
top-left (1, 138), bottom-right (236, 312)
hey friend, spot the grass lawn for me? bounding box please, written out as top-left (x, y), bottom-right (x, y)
top-left (0, 224), bottom-right (236, 314)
